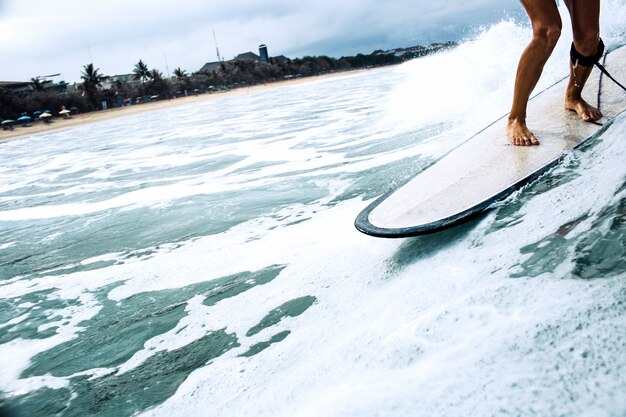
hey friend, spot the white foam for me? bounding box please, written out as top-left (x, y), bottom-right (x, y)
top-left (1, 11), bottom-right (625, 417)
top-left (141, 21), bottom-right (626, 417)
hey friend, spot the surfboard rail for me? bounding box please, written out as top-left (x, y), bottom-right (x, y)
top-left (354, 131), bottom-right (606, 238)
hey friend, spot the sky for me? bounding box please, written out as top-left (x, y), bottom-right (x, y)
top-left (0, 0), bottom-right (525, 83)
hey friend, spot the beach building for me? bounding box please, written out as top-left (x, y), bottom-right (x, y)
top-left (43, 81), bottom-right (69, 93)
top-left (199, 61), bottom-right (222, 73)
top-left (101, 74), bottom-right (140, 89)
top-left (199, 44), bottom-right (289, 73)
top-left (235, 51), bottom-right (260, 61)
top-left (0, 81), bottom-right (32, 93)
top-left (270, 55), bottom-right (290, 64)
top-left (199, 53), bottom-right (258, 73)
top-left (0, 80), bottom-right (68, 93)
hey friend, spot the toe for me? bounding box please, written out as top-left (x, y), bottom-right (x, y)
top-left (591, 109), bottom-right (603, 121)
top-left (580, 110), bottom-right (591, 122)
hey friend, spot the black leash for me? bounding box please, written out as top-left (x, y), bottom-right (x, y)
top-left (593, 48), bottom-right (626, 126)
top-left (595, 61), bottom-right (626, 92)
top-left (596, 51), bottom-right (606, 112)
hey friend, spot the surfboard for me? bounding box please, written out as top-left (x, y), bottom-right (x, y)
top-left (355, 44), bottom-right (626, 238)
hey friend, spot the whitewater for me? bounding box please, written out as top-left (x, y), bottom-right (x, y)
top-left (1, 3), bottom-right (625, 416)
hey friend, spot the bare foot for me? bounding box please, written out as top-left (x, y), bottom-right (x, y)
top-left (506, 118), bottom-right (540, 146)
top-left (564, 97), bottom-right (602, 122)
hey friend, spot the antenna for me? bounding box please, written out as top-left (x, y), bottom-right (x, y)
top-left (213, 30), bottom-right (223, 62)
top-left (163, 51), bottom-right (170, 78)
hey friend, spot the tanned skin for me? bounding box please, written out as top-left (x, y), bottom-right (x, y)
top-left (507, 0), bottom-right (602, 146)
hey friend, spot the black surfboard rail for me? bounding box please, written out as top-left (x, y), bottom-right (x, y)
top-left (354, 151), bottom-right (571, 238)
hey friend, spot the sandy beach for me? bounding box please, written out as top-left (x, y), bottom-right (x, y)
top-left (0, 69), bottom-right (374, 144)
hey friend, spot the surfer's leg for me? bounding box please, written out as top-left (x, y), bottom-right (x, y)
top-left (563, 0), bottom-right (603, 122)
top-left (507, 0), bottom-right (562, 146)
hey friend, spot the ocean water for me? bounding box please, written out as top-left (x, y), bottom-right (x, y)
top-left (1, 3), bottom-right (626, 416)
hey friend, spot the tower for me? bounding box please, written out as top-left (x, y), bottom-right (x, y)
top-left (259, 44), bottom-right (269, 63)
top-left (213, 31), bottom-right (223, 63)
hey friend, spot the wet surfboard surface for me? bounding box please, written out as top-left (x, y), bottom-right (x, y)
top-left (355, 44), bottom-right (626, 238)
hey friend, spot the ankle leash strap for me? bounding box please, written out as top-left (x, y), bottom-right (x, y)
top-left (570, 38), bottom-right (604, 68)
top-left (572, 38), bottom-right (626, 93)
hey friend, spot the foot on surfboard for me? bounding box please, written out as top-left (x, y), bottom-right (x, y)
top-left (564, 97), bottom-right (603, 122)
top-left (506, 118), bottom-right (540, 146)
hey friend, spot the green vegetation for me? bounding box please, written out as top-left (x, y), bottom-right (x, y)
top-left (80, 63), bottom-right (106, 109)
top-left (29, 77), bottom-right (45, 92)
top-left (0, 42), bottom-right (456, 123)
top-left (132, 59), bottom-right (150, 83)
top-left (173, 67), bottom-right (187, 78)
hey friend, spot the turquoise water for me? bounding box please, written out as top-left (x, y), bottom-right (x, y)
top-left (1, 6), bottom-right (626, 417)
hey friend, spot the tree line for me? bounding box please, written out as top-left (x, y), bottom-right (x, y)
top-left (1, 45), bottom-right (454, 121)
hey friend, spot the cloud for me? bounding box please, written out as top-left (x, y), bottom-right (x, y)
top-left (0, 0), bottom-right (523, 82)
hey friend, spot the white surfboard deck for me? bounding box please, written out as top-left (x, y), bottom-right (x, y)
top-left (355, 44), bottom-right (626, 238)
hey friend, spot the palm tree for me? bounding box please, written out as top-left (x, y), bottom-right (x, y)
top-left (133, 59), bottom-right (150, 83)
top-left (149, 68), bottom-right (164, 82)
top-left (30, 77), bottom-right (45, 92)
top-left (146, 68), bottom-right (171, 98)
top-left (80, 63), bottom-right (106, 107)
top-left (80, 63), bottom-right (106, 90)
top-left (173, 67), bottom-right (187, 79)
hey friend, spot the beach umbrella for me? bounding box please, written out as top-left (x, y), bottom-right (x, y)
top-left (32, 110), bottom-right (42, 116)
top-left (1, 119), bottom-right (15, 130)
top-left (17, 115), bottom-right (31, 126)
top-left (40, 112), bottom-right (52, 124)
top-left (59, 109), bottom-right (71, 115)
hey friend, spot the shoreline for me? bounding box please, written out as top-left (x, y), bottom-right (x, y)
top-left (0, 68), bottom-right (379, 144)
